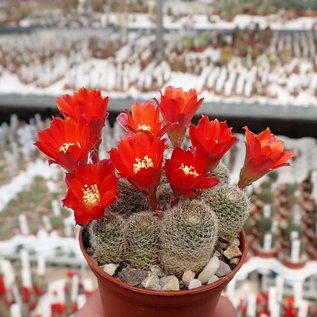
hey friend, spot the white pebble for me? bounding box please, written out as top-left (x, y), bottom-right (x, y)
top-left (160, 275), bottom-right (180, 291)
top-left (207, 275), bottom-right (219, 284)
top-left (188, 279), bottom-right (202, 289)
top-left (198, 256), bottom-right (220, 284)
top-left (103, 264), bottom-right (118, 276)
top-left (182, 270), bottom-right (196, 288)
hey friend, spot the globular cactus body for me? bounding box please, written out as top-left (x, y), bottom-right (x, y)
top-left (88, 213), bottom-right (127, 265)
top-left (157, 183), bottom-right (173, 211)
top-left (160, 199), bottom-right (219, 276)
top-left (202, 185), bottom-right (249, 242)
top-left (109, 178), bottom-right (149, 216)
top-left (212, 161), bottom-right (230, 184)
top-left (125, 212), bottom-right (160, 269)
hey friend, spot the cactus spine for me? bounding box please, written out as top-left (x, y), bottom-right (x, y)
top-left (212, 161), bottom-right (230, 184)
top-left (109, 178), bottom-right (149, 216)
top-left (202, 184), bottom-right (249, 242)
top-left (88, 213), bottom-right (127, 265)
top-left (126, 212), bottom-right (160, 269)
top-left (160, 199), bottom-right (219, 276)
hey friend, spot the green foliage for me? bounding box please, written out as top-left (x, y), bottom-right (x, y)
top-left (160, 199), bottom-right (218, 276)
top-left (284, 220), bottom-right (302, 240)
top-left (284, 183), bottom-right (298, 197)
top-left (215, 0), bottom-right (317, 13)
top-left (259, 188), bottom-right (274, 203)
top-left (255, 218), bottom-right (273, 234)
top-left (202, 185), bottom-right (249, 242)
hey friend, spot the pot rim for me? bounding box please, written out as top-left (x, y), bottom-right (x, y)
top-left (79, 227), bottom-right (248, 297)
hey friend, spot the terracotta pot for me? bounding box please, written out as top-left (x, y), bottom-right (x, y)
top-left (305, 229), bottom-right (316, 243)
top-left (302, 215), bottom-right (313, 228)
top-left (252, 241), bottom-right (279, 259)
top-left (300, 10), bottom-right (317, 17)
top-left (79, 229), bottom-right (248, 317)
top-left (281, 257), bottom-right (307, 269)
top-left (307, 247), bottom-right (317, 261)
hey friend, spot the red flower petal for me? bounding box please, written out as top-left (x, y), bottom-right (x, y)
top-left (238, 126), bottom-right (293, 188)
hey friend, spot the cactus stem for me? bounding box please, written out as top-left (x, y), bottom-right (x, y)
top-left (147, 189), bottom-right (159, 212)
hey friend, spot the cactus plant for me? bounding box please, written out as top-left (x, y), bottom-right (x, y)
top-left (109, 178), bottom-right (149, 216)
top-left (160, 199), bottom-right (219, 276)
top-left (157, 183), bottom-right (173, 211)
top-left (211, 161), bottom-right (230, 184)
top-left (88, 213), bottom-right (127, 265)
top-left (255, 218), bottom-right (273, 234)
top-left (258, 188), bottom-right (274, 203)
top-left (35, 86), bottom-right (293, 297)
top-left (202, 185), bottom-right (249, 242)
top-left (283, 220), bottom-right (302, 241)
top-left (126, 212), bottom-right (160, 269)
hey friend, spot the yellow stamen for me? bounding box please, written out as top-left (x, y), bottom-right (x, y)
top-left (59, 142), bottom-right (81, 153)
top-left (138, 124), bottom-right (151, 131)
top-left (82, 184), bottom-right (100, 208)
top-left (179, 163), bottom-right (199, 177)
top-left (133, 155), bottom-right (154, 174)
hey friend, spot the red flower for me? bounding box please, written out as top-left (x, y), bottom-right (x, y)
top-left (62, 160), bottom-right (118, 225)
top-left (35, 117), bottom-right (97, 172)
top-left (165, 147), bottom-right (219, 198)
top-left (238, 127), bottom-right (293, 189)
top-left (0, 276), bottom-right (6, 296)
top-left (157, 86), bottom-right (203, 146)
top-left (56, 88), bottom-right (109, 138)
top-left (117, 101), bottom-right (170, 138)
top-left (21, 287), bottom-right (30, 302)
top-left (51, 303), bottom-right (65, 313)
top-left (190, 116), bottom-right (237, 172)
top-left (33, 285), bottom-right (44, 297)
top-left (109, 132), bottom-right (166, 208)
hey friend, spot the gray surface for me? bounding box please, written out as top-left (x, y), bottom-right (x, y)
top-left (0, 93), bottom-right (316, 120)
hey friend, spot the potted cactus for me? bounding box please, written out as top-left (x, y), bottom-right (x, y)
top-left (252, 218), bottom-right (280, 258)
top-left (35, 86), bottom-right (293, 317)
top-left (282, 219), bottom-right (302, 249)
top-left (281, 238), bottom-right (307, 269)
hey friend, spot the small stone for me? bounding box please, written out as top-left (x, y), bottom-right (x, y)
top-left (188, 279), bottom-right (202, 289)
top-left (230, 257), bottom-right (240, 265)
top-left (160, 275), bottom-right (180, 291)
top-left (207, 276), bottom-right (219, 284)
top-left (215, 260), bottom-right (232, 277)
top-left (229, 263), bottom-right (237, 270)
top-left (141, 274), bottom-right (161, 290)
top-left (118, 268), bottom-right (149, 286)
top-left (215, 241), bottom-right (229, 251)
top-left (150, 265), bottom-right (165, 277)
top-left (103, 264), bottom-right (118, 276)
top-left (198, 256), bottom-right (220, 284)
top-left (223, 245), bottom-right (242, 260)
top-left (214, 250), bottom-right (221, 257)
top-left (231, 238), bottom-right (240, 246)
top-left (182, 270), bottom-right (196, 288)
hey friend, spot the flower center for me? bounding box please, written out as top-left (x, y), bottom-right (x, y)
top-left (82, 184), bottom-right (100, 208)
top-left (59, 142), bottom-right (81, 154)
top-left (179, 163), bottom-right (199, 177)
top-left (138, 124), bottom-right (151, 131)
top-left (133, 155), bottom-right (154, 174)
